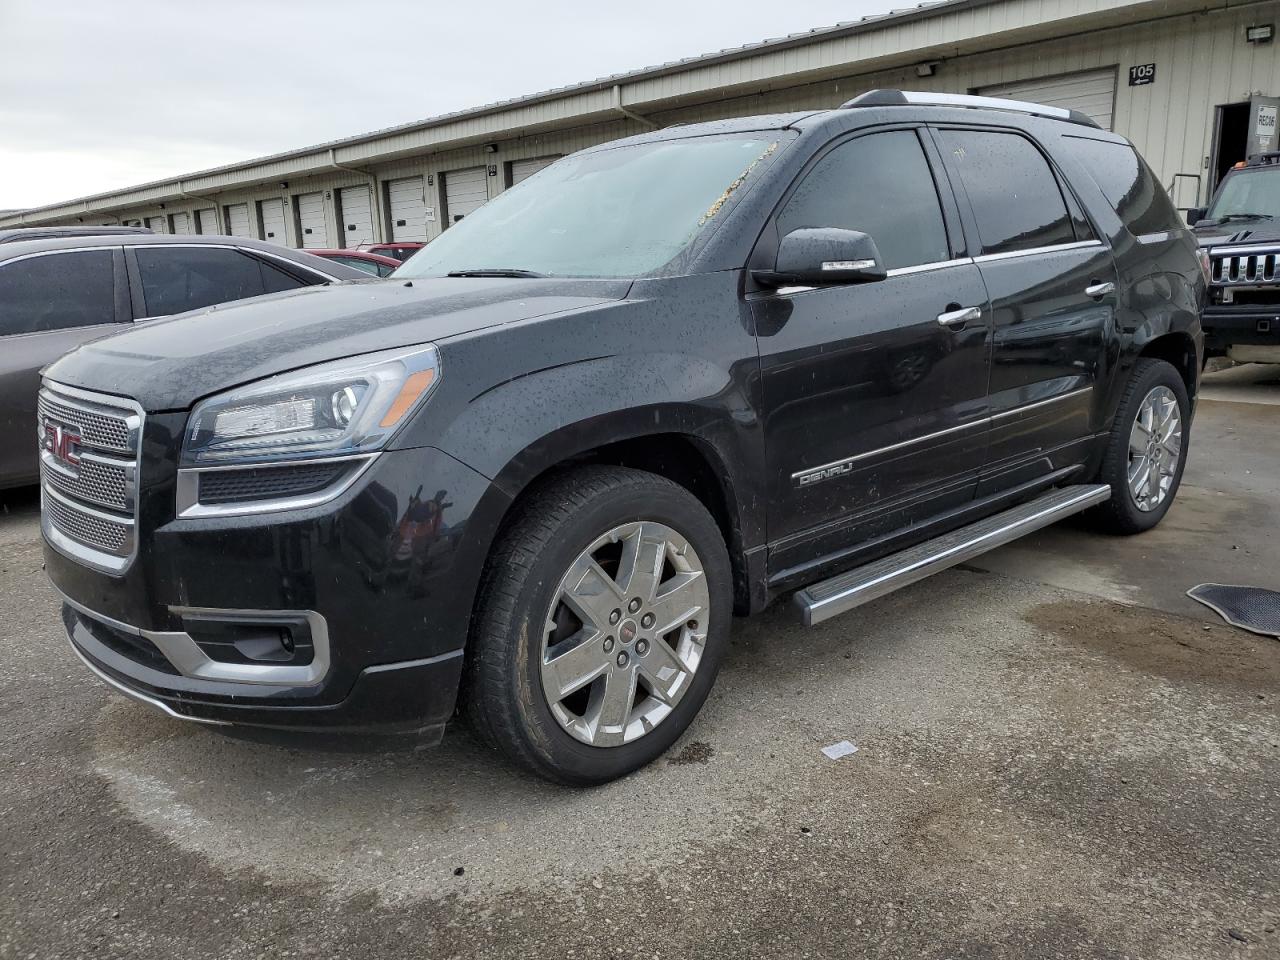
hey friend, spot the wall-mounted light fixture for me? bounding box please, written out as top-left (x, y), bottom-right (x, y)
top-left (1247, 23), bottom-right (1274, 43)
top-left (484, 143), bottom-right (499, 154)
top-left (915, 61), bottom-right (939, 78)
top-left (279, 181), bottom-right (289, 189)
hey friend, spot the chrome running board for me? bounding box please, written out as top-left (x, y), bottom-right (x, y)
top-left (794, 484), bottom-right (1111, 627)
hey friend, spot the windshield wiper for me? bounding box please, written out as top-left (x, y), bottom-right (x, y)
top-left (1209, 212), bottom-right (1275, 222)
top-left (446, 268), bottom-right (548, 278)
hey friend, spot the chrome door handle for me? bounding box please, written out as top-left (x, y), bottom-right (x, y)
top-left (1085, 281), bottom-right (1116, 298)
top-left (937, 306), bottom-right (982, 328)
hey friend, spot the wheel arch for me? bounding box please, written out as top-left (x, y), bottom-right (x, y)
top-left (485, 418), bottom-right (760, 615)
top-left (1136, 330), bottom-right (1199, 401)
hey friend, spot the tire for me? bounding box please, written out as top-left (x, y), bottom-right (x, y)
top-left (463, 466), bottom-right (733, 785)
top-left (1090, 358), bottom-right (1190, 534)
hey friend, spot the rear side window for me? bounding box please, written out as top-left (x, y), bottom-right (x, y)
top-left (0, 250), bottom-right (116, 335)
top-left (937, 129), bottom-right (1076, 255)
top-left (135, 246), bottom-right (280, 316)
top-left (777, 130), bottom-right (950, 270)
top-left (259, 258), bottom-right (314, 293)
top-left (1063, 136), bottom-right (1182, 236)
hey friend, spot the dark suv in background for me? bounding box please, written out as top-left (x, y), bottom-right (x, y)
top-left (0, 235), bottom-right (364, 489)
top-left (41, 91), bottom-right (1203, 785)
top-left (1189, 152), bottom-right (1280, 364)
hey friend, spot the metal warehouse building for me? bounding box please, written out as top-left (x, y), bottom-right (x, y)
top-left (5, 0), bottom-right (1280, 243)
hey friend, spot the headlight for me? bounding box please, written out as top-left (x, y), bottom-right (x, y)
top-left (182, 344), bottom-right (440, 466)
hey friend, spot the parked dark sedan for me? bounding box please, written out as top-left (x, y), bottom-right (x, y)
top-left (0, 234), bottom-right (365, 489)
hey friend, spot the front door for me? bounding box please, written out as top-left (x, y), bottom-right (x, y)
top-left (933, 126), bottom-right (1118, 487)
top-left (753, 128), bottom-right (991, 579)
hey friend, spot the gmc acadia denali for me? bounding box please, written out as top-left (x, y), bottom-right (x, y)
top-left (41, 91), bottom-right (1205, 784)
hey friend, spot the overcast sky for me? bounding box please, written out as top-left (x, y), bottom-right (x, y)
top-left (0, 0), bottom-right (900, 210)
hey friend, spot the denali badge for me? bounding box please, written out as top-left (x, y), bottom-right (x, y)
top-left (795, 461), bottom-right (855, 488)
top-left (42, 420), bottom-right (82, 469)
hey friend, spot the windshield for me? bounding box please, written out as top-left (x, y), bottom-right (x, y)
top-left (394, 134), bottom-right (780, 279)
top-left (1207, 167), bottom-right (1280, 219)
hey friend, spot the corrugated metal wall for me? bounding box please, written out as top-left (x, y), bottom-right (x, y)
top-left (86, 1), bottom-right (1280, 240)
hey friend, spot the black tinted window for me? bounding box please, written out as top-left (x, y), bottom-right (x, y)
top-left (777, 131), bottom-right (949, 270)
top-left (1064, 136), bottom-right (1182, 236)
top-left (136, 247), bottom-right (268, 316)
top-left (259, 258), bottom-right (311, 293)
top-left (938, 130), bottom-right (1075, 255)
top-left (0, 250), bottom-right (116, 335)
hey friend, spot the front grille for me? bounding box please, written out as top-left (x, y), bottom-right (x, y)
top-left (39, 384), bottom-right (143, 573)
top-left (44, 455), bottom-right (130, 511)
top-left (44, 492), bottom-right (129, 552)
top-left (1211, 248), bottom-right (1280, 285)
top-left (37, 392), bottom-right (132, 451)
top-left (198, 462), bottom-right (350, 505)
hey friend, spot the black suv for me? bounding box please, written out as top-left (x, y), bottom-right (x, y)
top-left (1190, 152), bottom-right (1280, 364)
top-left (41, 91), bottom-right (1204, 785)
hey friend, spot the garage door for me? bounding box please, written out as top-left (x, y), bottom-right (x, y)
top-left (295, 192), bottom-right (328, 248)
top-left (146, 215), bottom-right (167, 234)
top-left (225, 203), bottom-right (252, 237)
top-left (259, 198), bottom-right (287, 245)
top-left (388, 176), bottom-right (429, 241)
top-left (510, 156), bottom-right (560, 186)
top-left (977, 69), bottom-right (1116, 130)
top-left (196, 208), bottom-right (219, 235)
top-left (170, 211), bottom-right (192, 235)
top-left (337, 186), bottom-right (374, 248)
top-left (444, 167), bottom-right (488, 225)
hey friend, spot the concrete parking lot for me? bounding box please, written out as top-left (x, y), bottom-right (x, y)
top-left (2, 367), bottom-right (1277, 960)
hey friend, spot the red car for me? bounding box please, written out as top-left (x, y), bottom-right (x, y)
top-left (311, 249), bottom-right (401, 277)
top-left (358, 241), bottom-right (425, 262)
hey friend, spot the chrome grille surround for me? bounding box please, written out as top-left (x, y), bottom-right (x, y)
top-left (39, 383), bottom-right (143, 575)
top-left (1209, 245), bottom-right (1280, 285)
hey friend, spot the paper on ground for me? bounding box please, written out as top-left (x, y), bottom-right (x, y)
top-left (821, 740), bottom-right (859, 760)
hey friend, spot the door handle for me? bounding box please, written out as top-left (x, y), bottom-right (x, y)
top-left (1085, 281), bottom-right (1116, 298)
top-left (937, 305), bottom-right (982, 328)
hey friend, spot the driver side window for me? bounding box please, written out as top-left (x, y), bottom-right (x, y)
top-left (777, 130), bottom-right (950, 271)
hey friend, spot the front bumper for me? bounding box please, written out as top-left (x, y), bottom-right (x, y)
top-left (47, 443), bottom-right (510, 735)
top-left (1202, 304), bottom-right (1280, 355)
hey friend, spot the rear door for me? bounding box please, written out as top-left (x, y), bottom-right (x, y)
top-left (932, 125), bottom-right (1119, 489)
top-left (754, 127), bottom-right (992, 577)
top-left (0, 248), bottom-right (128, 486)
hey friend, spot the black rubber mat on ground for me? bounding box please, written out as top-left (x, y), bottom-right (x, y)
top-left (1187, 584), bottom-right (1280, 638)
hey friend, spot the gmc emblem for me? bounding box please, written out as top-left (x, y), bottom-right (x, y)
top-left (42, 420), bottom-right (82, 469)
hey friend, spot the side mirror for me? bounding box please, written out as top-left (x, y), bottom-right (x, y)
top-left (753, 228), bottom-right (888, 288)
top-left (1186, 207), bottom-right (1208, 226)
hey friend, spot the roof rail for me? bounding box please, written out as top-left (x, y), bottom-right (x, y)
top-left (840, 89), bottom-right (1101, 129)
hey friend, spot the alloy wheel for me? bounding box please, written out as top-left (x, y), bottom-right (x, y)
top-left (539, 521), bottom-right (710, 747)
top-left (1127, 385), bottom-right (1182, 512)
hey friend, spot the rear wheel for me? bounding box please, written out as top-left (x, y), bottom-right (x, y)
top-left (464, 466), bottom-right (732, 785)
top-left (1091, 358), bottom-right (1190, 534)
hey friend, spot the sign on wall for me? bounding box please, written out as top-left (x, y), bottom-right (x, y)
top-left (1128, 63), bottom-right (1156, 86)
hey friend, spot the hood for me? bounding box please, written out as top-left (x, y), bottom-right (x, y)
top-left (1192, 217), bottom-right (1280, 248)
top-left (44, 276), bottom-right (630, 411)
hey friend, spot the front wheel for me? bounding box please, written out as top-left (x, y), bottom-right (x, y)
top-left (464, 466), bottom-right (732, 785)
top-left (1091, 358), bottom-right (1190, 534)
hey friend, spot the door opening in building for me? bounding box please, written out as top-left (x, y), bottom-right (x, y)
top-left (1212, 101), bottom-right (1252, 193)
